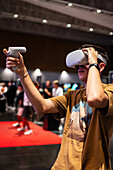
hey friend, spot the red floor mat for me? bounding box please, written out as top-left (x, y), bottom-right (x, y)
top-left (0, 121), bottom-right (62, 148)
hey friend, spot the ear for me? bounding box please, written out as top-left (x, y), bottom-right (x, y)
top-left (99, 63), bottom-right (105, 74)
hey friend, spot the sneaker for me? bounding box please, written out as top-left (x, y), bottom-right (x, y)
top-left (24, 130), bottom-right (32, 135)
top-left (17, 127), bottom-right (25, 132)
top-left (13, 122), bottom-right (20, 127)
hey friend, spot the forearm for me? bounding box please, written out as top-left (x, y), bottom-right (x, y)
top-left (19, 68), bottom-right (46, 113)
top-left (86, 66), bottom-right (107, 108)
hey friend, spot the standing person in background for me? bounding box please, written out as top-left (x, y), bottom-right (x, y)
top-left (42, 80), bottom-right (52, 122)
top-left (4, 44), bottom-right (113, 169)
top-left (0, 82), bottom-right (8, 94)
top-left (0, 82), bottom-right (8, 112)
top-left (43, 80), bottom-right (59, 130)
top-left (6, 80), bottom-right (17, 108)
top-left (44, 80), bottom-right (52, 99)
top-left (17, 92), bottom-right (34, 135)
top-left (52, 80), bottom-right (64, 131)
top-left (13, 84), bottom-right (24, 127)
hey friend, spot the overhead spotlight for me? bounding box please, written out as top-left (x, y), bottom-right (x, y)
top-left (67, 24), bottom-right (71, 28)
top-left (89, 28), bottom-right (94, 32)
top-left (110, 32), bottom-right (113, 35)
top-left (59, 70), bottom-right (70, 83)
top-left (96, 9), bottom-right (102, 14)
top-left (62, 70), bottom-right (67, 75)
top-left (68, 3), bottom-right (72, 7)
top-left (42, 19), bottom-right (48, 23)
top-left (34, 68), bottom-right (42, 76)
top-left (14, 14), bottom-right (18, 18)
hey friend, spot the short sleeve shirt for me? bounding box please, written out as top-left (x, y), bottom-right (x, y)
top-left (50, 84), bottom-right (113, 170)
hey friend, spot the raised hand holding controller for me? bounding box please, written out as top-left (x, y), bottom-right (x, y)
top-left (7, 47), bottom-right (27, 70)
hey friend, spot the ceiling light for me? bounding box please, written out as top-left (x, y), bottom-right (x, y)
top-left (42, 19), bottom-right (48, 23)
top-left (110, 32), bottom-right (113, 35)
top-left (97, 9), bottom-right (102, 14)
top-left (67, 24), bottom-right (71, 28)
top-left (68, 3), bottom-right (72, 7)
top-left (89, 28), bottom-right (94, 32)
top-left (14, 14), bottom-right (18, 18)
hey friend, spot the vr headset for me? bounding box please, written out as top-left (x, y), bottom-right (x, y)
top-left (66, 50), bottom-right (107, 68)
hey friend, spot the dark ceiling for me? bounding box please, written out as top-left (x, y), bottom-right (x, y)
top-left (0, 0), bottom-right (113, 38)
top-left (0, 0), bottom-right (113, 75)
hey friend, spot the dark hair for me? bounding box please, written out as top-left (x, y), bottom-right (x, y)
top-left (79, 44), bottom-right (109, 65)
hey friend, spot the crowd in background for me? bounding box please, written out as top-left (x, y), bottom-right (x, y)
top-left (0, 79), bottom-right (84, 133)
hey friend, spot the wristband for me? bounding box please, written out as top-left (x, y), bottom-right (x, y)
top-left (89, 63), bottom-right (100, 71)
top-left (17, 72), bottom-right (28, 81)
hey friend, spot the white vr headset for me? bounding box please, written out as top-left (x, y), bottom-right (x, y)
top-left (66, 50), bottom-right (107, 68)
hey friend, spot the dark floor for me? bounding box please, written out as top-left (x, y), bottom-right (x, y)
top-left (0, 145), bottom-right (60, 170)
top-left (0, 110), bottom-right (113, 170)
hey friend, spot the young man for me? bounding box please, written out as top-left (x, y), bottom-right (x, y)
top-left (4, 44), bottom-right (113, 169)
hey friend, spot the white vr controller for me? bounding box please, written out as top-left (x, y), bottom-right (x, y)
top-left (66, 50), bottom-right (107, 68)
top-left (7, 47), bottom-right (27, 70)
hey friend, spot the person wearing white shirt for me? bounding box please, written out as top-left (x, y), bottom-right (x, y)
top-left (52, 80), bottom-right (63, 97)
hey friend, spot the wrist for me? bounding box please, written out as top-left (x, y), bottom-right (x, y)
top-left (89, 63), bottom-right (100, 71)
top-left (18, 71), bottom-right (28, 81)
top-left (17, 66), bottom-right (28, 78)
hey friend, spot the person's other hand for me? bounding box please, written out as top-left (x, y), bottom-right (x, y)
top-left (82, 47), bottom-right (98, 64)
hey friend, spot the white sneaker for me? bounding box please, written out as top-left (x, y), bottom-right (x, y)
top-left (13, 122), bottom-right (20, 127)
top-left (24, 130), bottom-right (32, 135)
top-left (17, 127), bottom-right (25, 132)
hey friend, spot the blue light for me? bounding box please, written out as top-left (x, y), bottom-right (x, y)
top-left (71, 84), bottom-right (78, 90)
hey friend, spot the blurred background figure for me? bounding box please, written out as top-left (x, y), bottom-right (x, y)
top-left (43, 80), bottom-right (60, 130)
top-left (0, 82), bottom-right (8, 112)
top-left (44, 80), bottom-right (52, 99)
top-left (43, 80), bottom-right (52, 129)
top-left (6, 80), bottom-right (17, 110)
top-left (17, 92), bottom-right (34, 135)
top-left (13, 84), bottom-right (24, 127)
top-left (52, 80), bottom-right (64, 131)
top-left (0, 82), bottom-right (8, 94)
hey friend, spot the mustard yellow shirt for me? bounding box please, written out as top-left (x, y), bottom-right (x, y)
top-left (50, 84), bottom-right (113, 170)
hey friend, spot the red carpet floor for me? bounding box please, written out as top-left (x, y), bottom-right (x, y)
top-left (0, 121), bottom-right (62, 148)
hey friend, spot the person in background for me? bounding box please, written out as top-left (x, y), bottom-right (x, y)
top-left (0, 82), bottom-right (7, 112)
top-left (4, 44), bottom-right (113, 169)
top-left (13, 84), bottom-right (24, 127)
top-left (42, 80), bottom-right (52, 122)
top-left (39, 80), bottom-right (52, 122)
top-left (43, 80), bottom-right (59, 130)
top-left (44, 80), bottom-right (52, 99)
top-left (17, 92), bottom-right (34, 135)
top-left (6, 80), bottom-right (17, 109)
top-left (52, 80), bottom-right (64, 131)
top-left (0, 82), bottom-right (8, 94)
